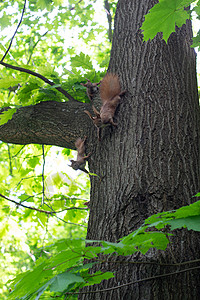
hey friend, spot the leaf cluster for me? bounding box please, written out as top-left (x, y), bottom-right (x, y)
top-left (141, 0), bottom-right (200, 49)
top-left (7, 199), bottom-right (200, 299)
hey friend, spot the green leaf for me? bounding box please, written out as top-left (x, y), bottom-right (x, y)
top-left (62, 148), bottom-right (71, 156)
top-left (145, 200), bottom-right (200, 232)
top-left (192, 31), bottom-right (200, 49)
top-left (50, 272), bottom-right (84, 292)
top-left (85, 271), bottom-right (114, 286)
top-left (8, 261), bottom-right (53, 299)
top-left (141, 0), bottom-right (191, 42)
top-left (168, 215), bottom-right (200, 231)
top-left (0, 77), bottom-right (20, 89)
top-left (71, 52), bottom-right (93, 70)
top-left (37, 0), bottom-right (53, 10)
top-left (103, 231), bottom-right (169, 255)
top-left (0, 108), bottom-right (16, 125)
top-left (0, 12), bottom-right (11, 29)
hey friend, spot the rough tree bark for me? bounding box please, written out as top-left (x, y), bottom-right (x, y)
top-left (0, 0), bottom-right (200, 299)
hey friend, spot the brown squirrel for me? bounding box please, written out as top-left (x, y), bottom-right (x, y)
top-left (81, 79), bottom-right (101, 101)
top-left (84, 105), bottom-right (103, 141)
top-left (70, 136), bottom-right (91, 173)
top-left (98, 73), bottom-right (126, 126)
top-left (84, 74), bottom-right (125, 139)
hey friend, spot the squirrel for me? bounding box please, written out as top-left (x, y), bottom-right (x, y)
top-left (83, 73), bottom-right (125, 140)
top-left (98, 73), bottom-right (126, 126)
top-left (84, 105), bottom-right (108, 141)
top-left (81, 79), bottom-right (101, 101)
top-left (70, 136), bottom-right (91, 173)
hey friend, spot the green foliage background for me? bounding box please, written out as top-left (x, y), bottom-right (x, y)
top-left (0, 0), bottom-right (200, 298)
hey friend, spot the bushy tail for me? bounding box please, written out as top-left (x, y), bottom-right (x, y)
top-left (75, 137), bottom-right (86, 153)
top-left (75, 138), bottom-right (83, 149)
top-left (100, 73), bottom-right (121, 103)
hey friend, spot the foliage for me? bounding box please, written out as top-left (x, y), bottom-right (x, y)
top-left (7, 199), bottom-right (200, 299)
top-left (141, 0), bottom-right (200, 45)
top-left (0, 0), bottom-right (200, 299)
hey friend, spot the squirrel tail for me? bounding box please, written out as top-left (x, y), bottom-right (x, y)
top-left (75, 136), bottom-right (86, 150)
top-left (100, 73), bottom-right (121, 103)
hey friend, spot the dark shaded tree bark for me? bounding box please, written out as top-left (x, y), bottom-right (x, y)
top-left (0, 100), bottom-right (94, 150)
top-left (1, 0), bottom-right (200, 299)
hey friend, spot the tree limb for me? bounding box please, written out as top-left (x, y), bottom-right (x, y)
top-left (0, 193), bottom-right (87, 214)
top-left (0, 100), bottom-right (93, 149)
top-left (0, 61), bottom-right (76, 102)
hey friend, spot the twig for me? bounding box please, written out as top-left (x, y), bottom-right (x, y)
top-left (97, 258), bottom-right (200, 267)
top-left (0, 193), bottom-right (55, 214)
top-left (56, 207), bottom-right (88, 212)
top-left (65, 265), bottom-right (200, 296)
top-left (70, 0), bottom-right (83, 10)
top-left (7, 144), bottom-right (13, 176)
top-left (16, 175), bottom-right (42, 189)
top-left (0, 61), bottom-right (76, 102)
top-left (53, 214), bottom-right (87, 227)
top-left (0, 193), bottom-right (87, 228)
top-left (27, 31), bottom-right (49, 65)
top-left (44, 202), bottom-right (87, 227)
top-left (12, 145), bottom-right (26, 157)
top-left (0, 193), bottom-right (88, 214)
top-left (104, 0), bottom-right (113, 42)
top-left (41, 145), bottom-right (45, 205)
top-left (1, 0), bottom-right (27, 62)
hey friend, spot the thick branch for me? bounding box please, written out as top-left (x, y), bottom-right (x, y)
top-left (0, 101), bottom-right (93, 150)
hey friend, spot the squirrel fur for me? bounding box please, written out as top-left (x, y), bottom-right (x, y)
top-left (83, 73), bottom-right (125, 140)
top-left (84, 105), bottom-right (104, 141)
top-left (81, 79), bottom-right (101, 101)
top-left (99, 73), bottom-right (125, 125)
top-left (70, 136), bottom-right (91, 173)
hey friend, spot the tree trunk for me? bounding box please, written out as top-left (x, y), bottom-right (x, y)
top-left (80, 0), bottom-right (200, 299)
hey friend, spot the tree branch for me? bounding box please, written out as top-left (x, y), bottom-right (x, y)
top-left (1, 0), bottom-right (27, 62)
top-left (0, 0), bottom-right (75, 102)
top-left (0, 193), bottom-right (88, 214)
top-left (0, 193), bottom-right (54, 214)
top-left (0, 61), bottom-right (76, 102)
top-left (104, 0), bottom-right (113, 42)
top-left (66, 266), bottom-right (200, 295)
top-left (42, 145), bottom-right (45, 205)
top-left (0, 100), bottom-right (93, 149)
top-left (7, 144), bottom-right (13, 176)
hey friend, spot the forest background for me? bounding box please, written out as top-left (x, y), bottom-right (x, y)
top-left (0, 0), bottom-right (200, 299)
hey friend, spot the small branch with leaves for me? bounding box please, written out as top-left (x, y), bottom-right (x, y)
top-left (65, 265), bottom-right (200, 296)
top-left (0, 0), bottom-right (76, 103)
top-left (0, 193), bottom-right (88, 214)
top-left (0, 61), bottom-right (76, 101)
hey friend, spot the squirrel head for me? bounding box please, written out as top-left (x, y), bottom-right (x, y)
top-left (100, 112), bottom-right (112, 124)
top-left (70, 160), bottom-right (85, 170)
